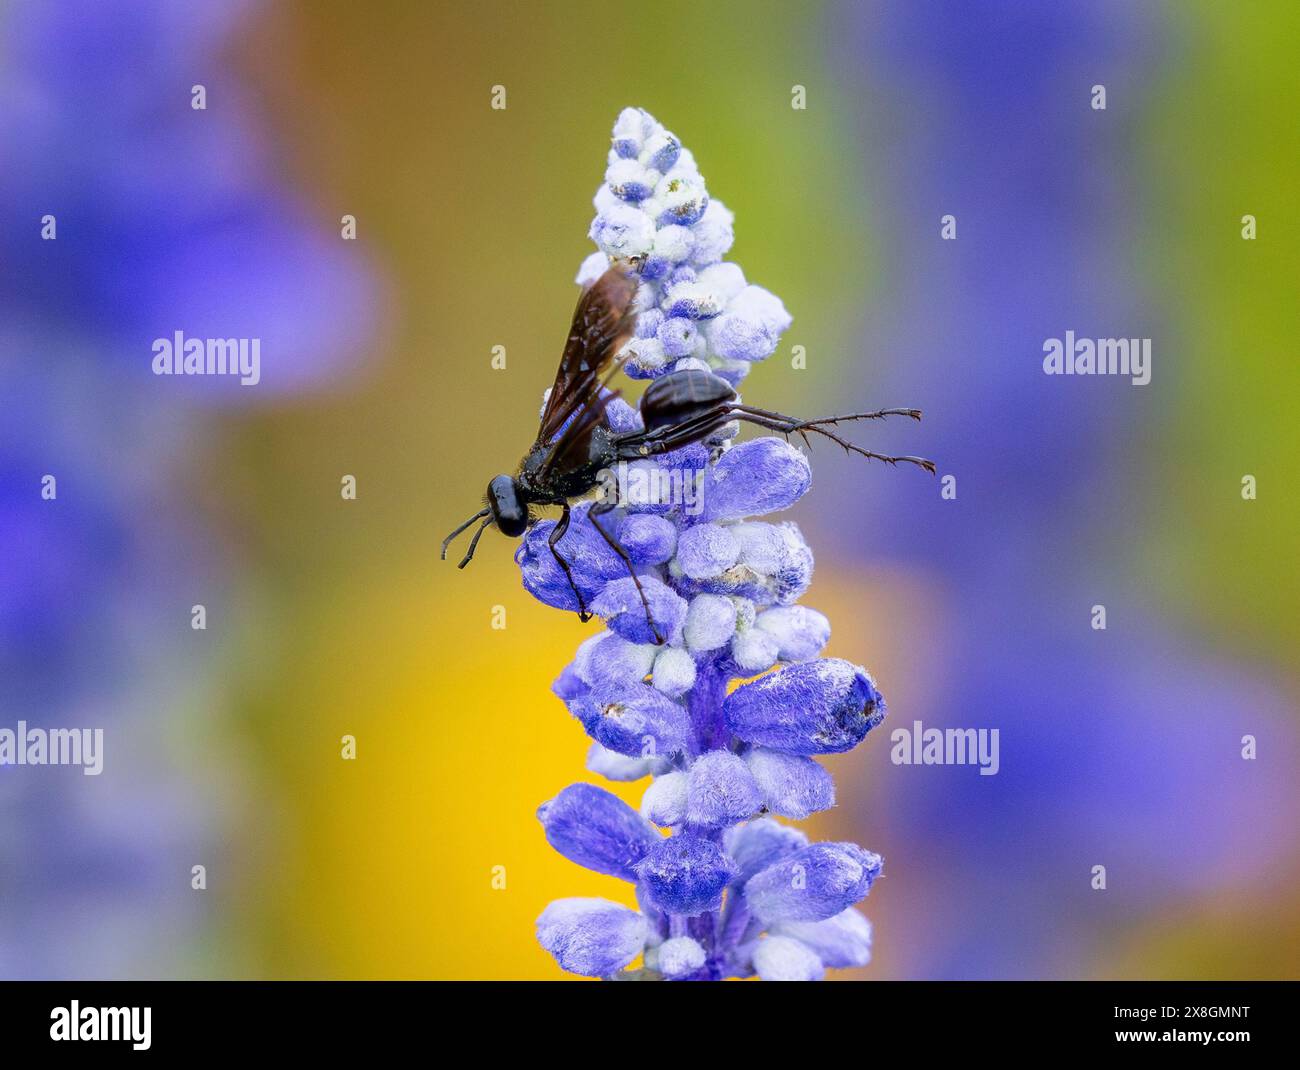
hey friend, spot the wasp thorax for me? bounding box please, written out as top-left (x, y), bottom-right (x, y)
top-left (487, 474), bottom-right (529, 537)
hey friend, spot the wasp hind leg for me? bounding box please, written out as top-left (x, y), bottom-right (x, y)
top-left (731, 409), bottom-right (936, 473)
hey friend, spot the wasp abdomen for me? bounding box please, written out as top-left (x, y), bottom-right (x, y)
top-left (639, 368), bottom-right (736, 433)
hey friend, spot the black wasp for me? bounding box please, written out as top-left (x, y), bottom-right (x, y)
top-left (442, 262), bottom-right (934, 644)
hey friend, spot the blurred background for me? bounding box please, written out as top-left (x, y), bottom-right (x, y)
top-left (1, 0), bottom-right (1296, 979)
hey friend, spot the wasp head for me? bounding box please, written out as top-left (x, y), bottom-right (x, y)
top-left (486, 474), bottom-right (529, 538)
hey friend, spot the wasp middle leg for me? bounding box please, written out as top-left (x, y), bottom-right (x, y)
top-left (588, 499), bottom-right (665, 645)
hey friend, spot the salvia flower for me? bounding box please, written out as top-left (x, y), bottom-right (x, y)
top-left (577, 107), bottom-right (791, 385)
top-left (529, 109), bottom-right (887, 981)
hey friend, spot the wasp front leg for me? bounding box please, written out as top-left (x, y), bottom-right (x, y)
top-left (547, 504), bottom-right (593, 623)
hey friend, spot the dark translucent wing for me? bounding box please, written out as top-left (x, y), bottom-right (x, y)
top-left (537, 263), bottom-right (638, 443)
top-left (538, 382), bottom-right (625, 481)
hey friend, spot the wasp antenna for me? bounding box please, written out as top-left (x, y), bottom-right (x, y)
top-left (441, 507), bottom-right (490, 561)
top-left (457, 515), bottom-right (495, 569)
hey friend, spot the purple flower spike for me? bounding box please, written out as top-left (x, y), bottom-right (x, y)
top-left (701, 438), bottom-right (812, 522)
top-left (529, 108), bottom-right (890, 980)
top-left (723, 659), bottom-right (886, 755)
top-left (537, 783), bottom-right (661, 881)
top-left (634, 835), bottom-right (737, 916)
top-left (536, 898), bottom-right (649, 977)
top-left (745, 843), bottom-right (883, 924)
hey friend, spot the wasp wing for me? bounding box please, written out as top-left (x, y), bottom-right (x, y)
top-left (537, 262), bottom-right (638, 446)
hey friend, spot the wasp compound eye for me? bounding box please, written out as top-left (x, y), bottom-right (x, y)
top-left (487, 475), bottom-right (528, 537)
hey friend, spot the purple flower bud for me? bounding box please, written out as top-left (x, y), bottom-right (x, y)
top-left (700, 438), bottom-right (811, 522)
top-left (586, 741), bottom-right (656, 782)
top-left (651, 223), bottom-right (694, 264)
top-left (754, 605), bottom-right (831, 661)
top-left (696, 261), bottom-right (746, 300)
top-left (657, 316), bottom-right (699, 358)
top-left (745, 842), bottom-right (883, 924)
top-left (593, 575), bottom-right (687, 645)
top-left (582, 633), bottom-right (656, 690)
top-left (537, 897), bottom-right (649, 976)
top-left (774, 908), bottom-right (873, 969)
top-left (594, 183), bottom-right (621, 215)
top-left (516, 504), bottom-right (627, 611)
top-left (621, 335), bottom-right (670, 376)
top-left (590, 202), bottom-right (655, 259)
top-left (682, 593), bottom-right (738, 652)
top-left (651, 645), bottom-right (696, 697)
top-left (689, 200), bottom-right (735, 265)
top-left (752, 935), bottom-right (825, 981)
top-left (618, 514), bottom-right (677, 565)
top-left (635, 883), bottom-right (669, 940)
top-left (640, 770), bottom-right (687, 827)
top-left (723, 659), bottom-right (886, 755)
top-left (653, 935), bottom-right (705, 979)
top-left (743, 748), bottom-right (835, 819)
top-left (657, 173), bottom-right (708, 226)
top-left (644, 130), bottom-right (681, 172)
top-left (675, 522), bottom-right (740, 579)
top-left (538, 783), bottom-right (661, 880)
top-left (730, 627), bottom-right (780, 674)
top-left (729, 283), bottom-right (791, 333)
top-left (685, 751), bottom-right (762, 828)
top-left (634, 834), bottom-right (737, 916)
top-left (635, 307), bottom-right (665, 339)
top-left (611, 107), bottom-right (646, 158)
top-left (663, 280), bottom-right (723, 320)
top-left (606, 157), bottom-right (656, 202)
top-left (569, 682), bottom-right (692, 759)
top-left (603, 395), bottom-right (643, 434)
top-left (723, 817), bottom-right (809, 883)
top-left (571, 631), bottom-right (612, 677)
top-left (707, 311), bottom-right (781, 362)
top-left (639, 255), bottom-right (671, 281)
top-left (552, 662), bottom-right (589, 702)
